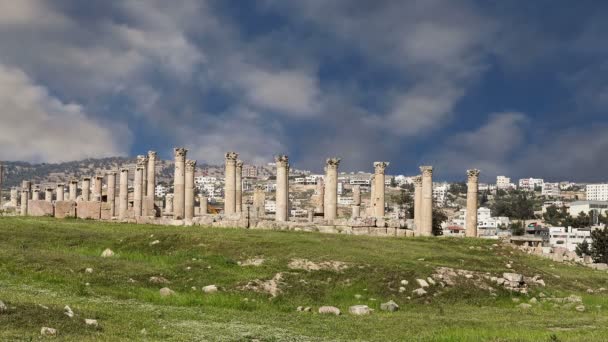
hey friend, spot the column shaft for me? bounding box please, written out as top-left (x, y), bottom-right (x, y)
top-left (373, 162), bottom-right (389, 217)
top-left (56, 184), bottom-right (65, 201)
top-left (45, 188), bottom-right (53, 202)
top-left (82, 178), bottom-right (91, 201)
top-left (107, 172), bottom-right (116, 217)
top-left (199, 195), bottom-right (208, 215)
top-left (413, 176), bottom-right (422, 233)
top-left (315, 180), bottom-right (324, 214)
top-left (93, 176), bottom-right (103, 201)
top-left (69, 180), bottom-right (78, 201)
top-left (146, 151), bottom-right (157, 216)
top-left (465, 169), bottom-right (480, 238)
top-left (324, 158), bottom-right (340, 221)
top-left (173, 148), bottom-right (187, 219)
top-left (420, 166), bottom-right (433, 236)
top-left (236, 160), bottom-right (243, 212)
top-left (275, 155), bottom-right (289, 222)
top-left (119, 168), bottom-right (129, 219)
top-left (185, 159), bottom-right (196, 220)
top-left (134, 165), bottom-right (144, 217)
top-left (20, 190), bottom-right (28, 216)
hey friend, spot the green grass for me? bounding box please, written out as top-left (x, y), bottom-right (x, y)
top-left (1, 217), bottom-right (607, 341)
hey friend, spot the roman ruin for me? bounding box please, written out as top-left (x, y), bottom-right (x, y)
top-left (22, 181), bottom-right (31, 200)
top-left (185, 159), bottom-right (196, 220)
top-left (134, 160), bottom-right (145, 217)
top-left (20, 189), bottom-right (28, 216)
top-left (314, 179), bottom-right (324, 215)
top-left (33, 187), bottom-right (41, 200)
top-left (275, 155), bottom-right (289, 222)
top-left (10, 187), bottom-right (18, 207)
top-left (352, 185), bottom-right (361, 218)
top-left (93, 175), bottom-right (103, 201)
top-left (165, 194), bottom-right (174, 215)
top-left (236, 160), bottom-right (243, 213)
top-left (146, 151), bottom-right (157, 216)
top-left (413, 175), bottom-right (422, 234)
top-left (199, 194), bottom-right (208, 215)
top-left (224, 152), bottom-right (238, 215)
top-left (466, 169), bottom-right (480, 238)
top-left (368, 174), bottom-right (375, 216)
top-left (324, 158), bottom-right (340, 222)
top-left (69, 179), bottom-right (78, 201)
top-left (173, 148), bottom-right (187, 219)
top-left (137, 155), bottom-right (148, 213)
top-left (253, 185), bottom-right (266, 217)
top-left (82, 177), bottom-right (91, 201)
top-left (373, 162), bottom-right (389, 218)
top-left (419, 166), bottom-right (434, 236)
top-left (119, 168), bottom-right (129, 219)
top-left (56, 184), bottom-right (65, 201)
top-left (45, 187), bottom-right (53, 202)
top-left (107, 171), bottom-right (116, 217)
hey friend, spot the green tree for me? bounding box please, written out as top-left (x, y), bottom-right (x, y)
top-left (432, 208), bottom-right (447, 236)
top-left (575, 239), bottom-right (590, 257)
top-left (573, 211), bottom-right (591, 228)
top-left (448, 182), bottom-right (466, 196)
top-left (590, 228), bottom-right (608, 263)
top-left (510, 221), bottom-right (525, 236)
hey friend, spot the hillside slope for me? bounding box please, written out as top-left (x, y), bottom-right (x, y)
top-left (0, 217), bottom-right (607, 341)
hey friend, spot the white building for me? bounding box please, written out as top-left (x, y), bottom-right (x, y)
top-left (394, 175), bottom-right (416, 186)
top-left (542, 182), bottom-right (561, 197)
top-left (451, 207), bottom-right (510, 236)
top-left (518, 178), bottom-right (544, 191)
top-left (338, 196), bottom-right (353, 206)
top-left (496, 176), bottom-right (514, 190)
top-left (195, 176), bottom-right (217, 186)
top-left (586, 183), bottom-right (608, 201)
top-left (265, 200), bottom-right (276, 213)
top-left (548, 227), bottom-right (591, 252)
top-left (155, 185), bottom-right (168, 197)
top-left (478, 183), bottom-right (496, 192)
top-left (433, 183), bottom-right (449, 207)
top-left (569, 200), bottom-right (608, 217)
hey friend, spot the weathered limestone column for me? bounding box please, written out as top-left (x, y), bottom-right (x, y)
top-left (413, 175), bottom-right (422, 233)
top-left (45, 187), bottom-right (53, 202)
top-left (198, 194), bottom-right (208, 215)
top-left (465, 169), bottom-right (480, 238)
top-left (224, 152), bottom-right (238, 215)
top-left (419, 166), bottom-right (434, 236)
top-left (236, 160), bottom-right (243, 213)
top-left (10, 187), bottom-right (18, 207)
top-left (252, 186), bottom-right (266, 217)
top-left (185, 159), bottom-right (196, 220)
top-left (22, 181), bottom-right (31, 200)
top-left (82, 177), bottom-right (91, 201)
top-left (146, 151), bottom-right (157, 216)
top-left (93, 175), bottom-right (103, 201)
top-left (173, 148), bottom-right (187, 219)
top-left (20, 189), bottom-right (28, 216)
top-left (165, 194), bottom-right (174, 215)
top-left (136, 155), bottom-right (148, 212)
top-left (33, 187), bottom-right (41, 200)
top-left (119, 168), bottom-right (129, 219)
top-left (133, 160), bottom-right (145, 217)
top-left (107, 171), bottom-right (117, 217)
top-left (275, 155), bottom-right (289, 222)
top-left (352, 185), bottom-right (361, 219)
top-left (368, 175), bottom-right (375, 216)
top-left (373, 162), bottom-right (389, 218)
top-left (324, 157), bottom-right (340, 222)
top-left (69, 179), bottom-right (78, 201)
top-left (314, 179), bottom-right (324, 214)
top-left (56, 184), bottom-right (65, 201)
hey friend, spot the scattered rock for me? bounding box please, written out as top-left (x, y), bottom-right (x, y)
top-left (84, 319), bottom-right (99, 328)
top-left (354, 294), bottom-right (362, 299)
top-left (296, 306), bottom-right (304, 311)
top-left (64, 305), bottom-right (74, 318)
top-left (400, 280), bottom-right (409, 286)
top-left (85, 268), bottom-right (93, 274)
top-left (399, 287), bottom-right (406, 293)
top-left (587, 289), bottom-right (594, 294)
top-left (202, 285), bottom-right (218, 294)
top-left (464, 274), bottom-right (473, 279)
top-left (529, 298), bottom-right (538, 304)
top-left (303, 306), bottom-right (312, 312)
top-left (318, 306), bottom-right (341, 315)
top-left (0, 301), bottom-right (7, 313)
top-left (159, 287), bottom-right (175, 297)
top-left (241, 273), bottom-right (283, 297)
top-left (413, 288), bottom-right (427, 296)
top-left (239, 258), bottom-right (265, 266)
top-left (349, 305), bottom-right (371, 315)
top-left (518, 303), bottom-right (532, 309)
top-left (101, 249), bottom-right (114, 258)
top-left (38, 304), bottom-right (49, 310)
top-left (416, 279), bottom-right (430, 288)
top-left (427, 277), bottom-right (436, 285)
top-left (41, 327), bottom-right (57, 336)
top-left (512, 298), bottom-right (520, 303)
top-left (575, 305), bottom-right (586, 312)
top-left (149, 240), bottom-right (160, 246)
top-left (380, 300), bottom-right (399, 312)
top-left (149, 276), bottom-right (170, 284)
top-left (503, 273), bottom-right (524, 282)
top-left (128, 278), bottom-right (137, 283)
top-left (288, 258), bottom-right (348, 272)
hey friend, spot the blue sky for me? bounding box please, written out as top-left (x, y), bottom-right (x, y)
top-left (0, 0), bottom-right (607, 182)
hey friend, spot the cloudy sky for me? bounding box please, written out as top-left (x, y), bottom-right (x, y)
top-left (0, 0), bottom-right (607, 182)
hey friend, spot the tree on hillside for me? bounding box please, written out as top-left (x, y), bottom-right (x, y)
top-left (510, 221), bottom-right (525, 236)
top-left (432, 208), bottom-right (447, 236)
top-left (590, 228), bottom-right (608, 263)
top-left (448, 182), bottom-right (466, 196)
top-left (575, 239), bottom-right (590, 257)
top-left (573, 211), bottom-right (591, 228)
top-left (479, 191), bottom-right (489, 206)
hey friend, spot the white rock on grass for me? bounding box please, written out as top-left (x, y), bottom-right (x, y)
top-left (400, 280), bottom-right (409, 286)
top-left (380, 300), bottom-right (399, 312)
top-left (0, 300), bottom-right (8, 313)
top-left (349, 305), bottom-right (371, 315)
top-left (41, 327), bottom-right (57, 336)
top-left (84, 319), bottom-right (99, 328)
top-left (318, 306), bottom-right (341, 315)
top-left (413, 288), bottom-right (427, 296)
top-left (202, 285), bottom-right (218, 294)
top-left (85, 268), bottom-right (93, 274)
top-left (101, 249), bottom-right (114, 258)
top-left (575, 305), bottom-right (586, 312)
top-left (518, 303), bottom-right (532, 309)
top-left (529, 298), bottom-right (538, 304)
top-left (399, 287), bottom-right (406, 293)
top-left (416, 279), bottom-right (430, 288)
top-left (427, 277), bottom-right (436, 285)
top-left (149, 276), bottom-right (170, 284)
top-left (64, 305), bottom-right (74, 318)
top-left (159, 288), bottom-right (175, 297)
top-left (149, 240), bottom-right (160, 246)
top-left (503, 273), bottom-right (523, 282)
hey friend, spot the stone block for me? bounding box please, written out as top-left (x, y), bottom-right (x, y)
top-left (100, 202), bottom-right (113, 220)
top-left (27, 200), bottom-right (54, 217)
top-left (77, 201), bottom-right (101, 220)
top-left (55, 201), bottom-right (76, 218)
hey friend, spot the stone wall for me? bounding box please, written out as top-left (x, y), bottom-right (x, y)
top-left (55, 201), bottom-right (76, 218)
top-left (77, 201), bottom-right (101, 220)
top-left (27, 200), bottom-right (54, 217)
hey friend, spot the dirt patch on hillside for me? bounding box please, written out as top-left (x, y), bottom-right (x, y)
top-left (288, 258), bottom-right (349, 272)
top-left (242, 273), bottom-right (283, 297)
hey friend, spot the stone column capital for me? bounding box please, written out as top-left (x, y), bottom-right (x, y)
top-left (94, 175), bottom-right (104, 180)
top-left (120, 168), bottom-right (129, 173)
top-left (413, 175), bottom-right (422, 186)
top-left (467, 169), bottom-right (480, 182)
top-left (148, 150), bottom-right (157, 159)
top-left (325, 157), bottom-right (341, 169)
top-left (82, 176), bottom-right (91, 181)
top-left (106, 170), bottom-right (117, 176)
top-left (373, 161), bottom-right (389, 174)
top-left (136, 155), bottom-right (148, 167)
top-left (236, 160), bottom-right (244, 169)
top-left (174, 147), bottom-right (188, 159)
top-left (275, 155), bottom-right (289, 168)
top-left (185, 159), bottom-right (197, 172)
top-left (57, 183), bottom-right (65, 187)
top-left (420, 166), bottom-right (433, 177)
top-left (225, 151), bottom-right (239, 161)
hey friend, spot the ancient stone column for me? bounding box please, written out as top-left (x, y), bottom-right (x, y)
top-left (119, 168), bottom-right (129, 219)
top-left (419, 166), bottom-right (434, 236)
top-left (107, 171), bottom-right (117, 217)
top-left (136, 155), bottom-right (148, 212)
top-left (82, 177), bottom-right (91, 201)
top-left (224, 152), bottom-right (238, 215)
top-left (146, 151), bottom-right (157, 216)
top-left (185, 159), bottom-right (196, 220)
top-left (373, 162), bottom-right (389, 218)
top-left (314, 179), bottom-right (324, 214)
top-left (56, 184), bottom-right (65, 201)
top-left (165, 194), bottom-right (174, 214)
top-left (275, 155), bottom-right (289, 222)
top-left (466, 169), bottom-right (480, 238)
top-left (45, 187), bottom-right (53, 202)
top-left (33, 187), bottom-right (41, 200)
top-left (22, 181), bottom-right (31, 200)
top-left (68, 179), bottom-right (78, 201)
top-left (413, 175), bottom-right (422, 233)
top-left (236, 160), bottom-right (243, 213)
top-left (368, 175), bottom-right (375, 216)
top-left (133, 161), bottom-right (145, 218)
top-left (20, 189), bottom-right (28, 216)
top-left (324, 158), bottom-right (340, 222)
top-left (253, 185), bottom-right (266, 217)
top-left (93, 175), bottom-right (103, 201)
top-left (173, 148), bottom-right (187, 219)
top-left (10, 187), bottom-right (18, 207)
top-left (352, 185), bottom-right (361, 219)
top-left (198, 194), bottom-right (208, 215)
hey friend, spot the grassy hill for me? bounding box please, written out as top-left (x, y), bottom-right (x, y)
top-left (0, 217), bottom-right (607, 341)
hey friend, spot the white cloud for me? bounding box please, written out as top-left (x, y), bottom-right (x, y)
top-left (0, 0), bottom-right (67, 28)
top-left (0, 64), bottom-right (131, 162)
